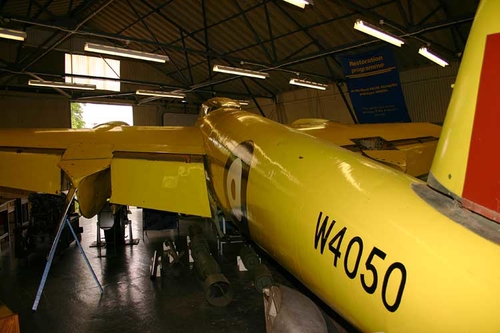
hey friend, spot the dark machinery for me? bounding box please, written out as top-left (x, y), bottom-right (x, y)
top-left (188, 224), bottom-right (233, 307)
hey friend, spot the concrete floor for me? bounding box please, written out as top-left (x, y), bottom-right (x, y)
top-left (0, 208), bottom-right (356, 333)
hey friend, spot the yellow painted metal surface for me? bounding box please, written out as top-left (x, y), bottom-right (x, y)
top-left (291, 119), bottom-right (441, 177)
top-left (290, 119), bottom-right (441, 147)
top-left (199, 105), bottom-right (500, 332)
top-left (61, 143), bottom-right (114, 160)
top-left (0, 150), bottom-right (62, 194)
top-left (78, 169), bottom-right (111, 218)
top-left (0, 125), bottom-right (208, 217)
top-left (110, 157), bottom-right (210, 217)
top-left (0, 126), bottom-right (205, 155)
top-left (430, 0), bottom-right (498, 197)
top-left (399, 141), bottom-right (438, 178)
top-left (362, 150), bottom-right (406, 172)
top-left (58, 159), bottom-right (112, 186)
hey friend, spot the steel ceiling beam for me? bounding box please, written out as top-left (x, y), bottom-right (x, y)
top-left (139, 0), bottom-right (208, 52)
top-left (407, 0), bottom-right (414, 26)
top-left (9, 0), bottom-right (394, 70)
top-left (166, 1), bottom-right (272, 47)
top-left (68, 0), bottom-right (101, 18)
top-left (233, 0), bottom-right (273, 64)
top-left (15, 1), bottom-right (34, 65)
top-left (10, 16), bottom-right (245, 63)
top-left (264, 2), bottom-right (278, 63)
top-left (416, 4), bottom-right (443, 26)
top-left (32, 0), bottom-right (56, 20)
top-left (158, 0), bottom-right (396, 81)
top-left (180, 29), bottom-right (194, 85)
top-left (150, 0), bottom-right (394, 58)
top-left (201, 0), bottom-right (213, 91)
top-left (396, 0), bottom-right (409, 28)
top-left (0, 68), bottom-right (273, 99)
top-left (210, 0), bottom-right (397, 63)
top-left (437, 0), bottom-right (466, 52)
top-left (281, 41), bottom-right (315, 62)
top-left (340, 0), bottom-right (407, 31)
top-left (125, 0), bottom-right (190, 87)
top-left (21, 0), bottom-right (115, 72)
top-left (116, 0), bottom-right (174, 35)
top-left (274, 1), bottom-right (338, 80)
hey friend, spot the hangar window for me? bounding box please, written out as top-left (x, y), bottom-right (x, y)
top-left (65, 54), bottom-right (120, 92)
top-left (71, 102), bottom-right (133, 129)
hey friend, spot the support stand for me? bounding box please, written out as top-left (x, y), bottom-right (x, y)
top-left (90, 206), bottom-right (139, 249)
top-left (32, 188), bottom-right (103, 311)
top-left (216, 216), bottom-right (243, 256)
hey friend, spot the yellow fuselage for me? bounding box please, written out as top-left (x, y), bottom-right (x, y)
top-left (199, 108), bottom-right (500, 332)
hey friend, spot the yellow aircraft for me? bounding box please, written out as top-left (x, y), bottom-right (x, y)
top-left (1, 0), bottom-right (500, 331)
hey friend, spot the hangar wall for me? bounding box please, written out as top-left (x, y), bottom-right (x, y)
top-left (400, 61), bottom-right (458, 123)
top-left (252, 62), bottom-right (459, 125)
top-left (0, 91), bottom-right (70, 128)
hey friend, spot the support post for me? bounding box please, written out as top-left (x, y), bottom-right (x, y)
top-left (32, 188), bottom-right (103, 311)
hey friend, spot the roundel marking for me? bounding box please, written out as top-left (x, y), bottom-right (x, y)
top-left (226, 157), bottom-right (243, 222)
top-left (223, 140), bottom-right (254, 236)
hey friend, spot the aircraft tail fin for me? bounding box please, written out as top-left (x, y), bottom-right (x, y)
top-left (429, 0), bottom-right (500, 222)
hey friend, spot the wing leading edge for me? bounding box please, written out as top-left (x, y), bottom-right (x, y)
top-left (0, 125), bottom-right (211, 218)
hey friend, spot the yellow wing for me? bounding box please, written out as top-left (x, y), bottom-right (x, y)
top-left (289, 119), bottom-right (441, 177)
top-left (0, 123), bottom-right (210, 218)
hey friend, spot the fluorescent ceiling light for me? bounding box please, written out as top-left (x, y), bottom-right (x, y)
top-left (84, 43), bottom-right (169, 63)
top-left (282, 0), bottom-right (312, 8)
top-left (353, 20), bottom-right (404, 47)
top-left (0, 28), bottom-right (27, 41)
top-left (289, 78), bottom-right (328, 90)
top-left (418, 47), bottom-right (449, 67)
top-left (136, 90), bottom-right (186, 98)
top-left (213, 65), bottom-right (270, 79)
top-left (28, 79), bottom-right (96, 90)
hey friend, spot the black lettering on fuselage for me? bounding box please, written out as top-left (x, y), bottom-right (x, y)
top-left (314, 211), bottom-right (335, 254)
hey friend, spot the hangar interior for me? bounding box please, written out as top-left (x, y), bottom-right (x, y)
top-left (0, 0), bottom-right (480, 332)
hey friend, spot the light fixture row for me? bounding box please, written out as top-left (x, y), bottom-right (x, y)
top-left (213, 65), bottom-right (270, 79)
top-left (353, 19), bottom-right (449, 67)
top-left (135, 90), bottom-right (185, 98)
top-left (418, 47), bottom-right (449, 67)
top-left (28, 79), bottom-right (96, 90)
top-left (212, 65), bottom-right (328, 91)
top-left (289, 78), bottom-right (327, 90)
top-left (26, 41), bottom-right (172, 91)
top-left (0, 28), bottom-right (169, 63)
top-left (84, 43), bottom-right (169, 63)
top-left (353, 20), bottom-right (404, 47)
top-left (0, 28), bottom-right (26, 41)
top-left (282, 0), bottom-right (313, 9)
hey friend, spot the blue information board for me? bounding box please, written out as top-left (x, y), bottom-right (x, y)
top-left (339, 47), bottom-right (410, 123)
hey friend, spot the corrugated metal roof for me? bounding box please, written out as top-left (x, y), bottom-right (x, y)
top-left (0, 0), bottom-right (479, 103)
